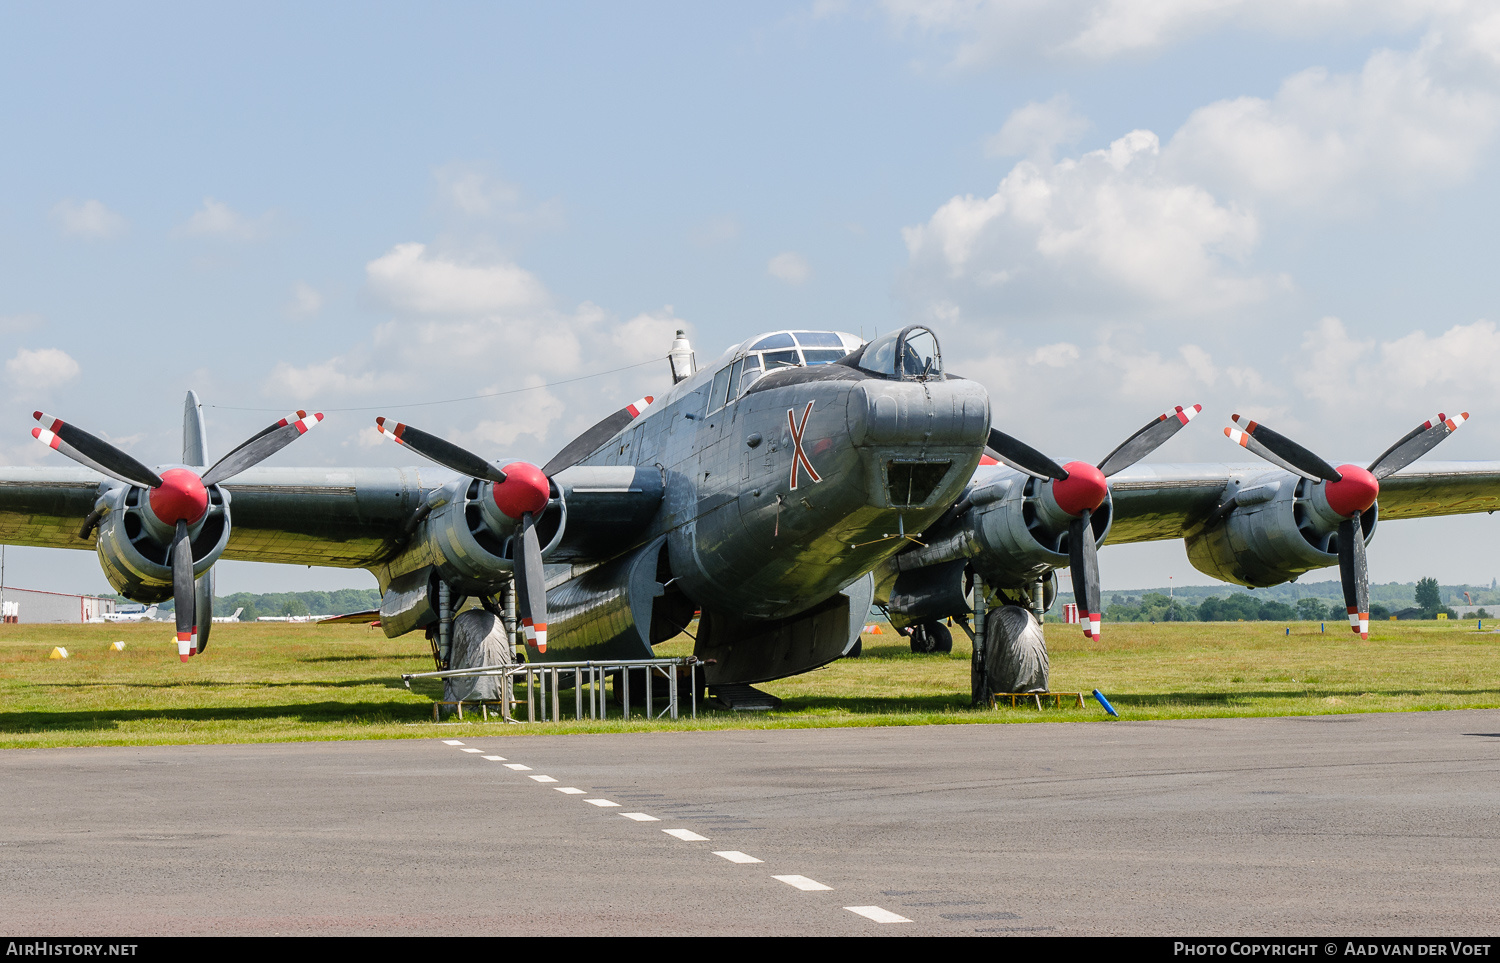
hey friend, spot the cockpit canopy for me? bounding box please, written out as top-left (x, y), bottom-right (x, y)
top-left (703, 330), bottom-right (864, 413)
top-left (853, 326), bottom-right (942, 381)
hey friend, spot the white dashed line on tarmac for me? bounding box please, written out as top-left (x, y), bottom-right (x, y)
top-left (713, 851), bottom-right (763, 864)
top-left (432, 740), bottom-right (888, 925)
top-left (845, 906), bottom-right (910, 923)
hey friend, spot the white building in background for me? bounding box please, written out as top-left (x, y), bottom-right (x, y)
top-left (0, 585), bottom-right (116, 623)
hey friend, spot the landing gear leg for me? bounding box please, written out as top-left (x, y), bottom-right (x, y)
top-left (909, 620), bottom-right (953, 654)
top-left (971, 574), bottom-right (989, 706)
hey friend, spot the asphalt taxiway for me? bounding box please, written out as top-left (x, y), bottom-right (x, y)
top-left (2, 710), bottom-right (1497, 935)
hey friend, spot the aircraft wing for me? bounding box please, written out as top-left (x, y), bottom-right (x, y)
top-left (0, 465), bottom-right (429, 567)
top-left (1104, 460), bottom-right (1500, 545)
top-left (0, 462), bottom-right (667, 569)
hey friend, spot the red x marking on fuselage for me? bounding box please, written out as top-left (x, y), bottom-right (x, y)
top-left (787, 401), bottom-right (822, 491)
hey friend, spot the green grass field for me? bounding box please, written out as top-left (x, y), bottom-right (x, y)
top-left (2, 617), bottom-right (1497, 748)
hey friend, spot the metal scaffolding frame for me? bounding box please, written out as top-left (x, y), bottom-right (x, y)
top-left (402, 657), bottom-right (700, 724)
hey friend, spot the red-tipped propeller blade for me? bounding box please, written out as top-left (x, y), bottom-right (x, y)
top-left (1067, 510), bottom-right (1101, 640)
top-left (541, 395), bottom-right (654, 476)
top-left (1225, 415), bottom-right (1342, 482)
top-left (171, 520), bottom-right (197, 661)
top-left (1367, 412), bottom-right (1467, 480)
top-left (514, 512), bottom-right (548, 653)
top-left (201, 413), bottom-right (323, 487)
top-left (213, 410), bottom-right (307, 465)
top-left (374, 417), bottom-right (509, 484)
top-left (1097, 404), bottom-right (1202, 478)
top-left (31, 412), bottom-right (163, 488)
top-left (1337, 517), bottom-right (1370, 640)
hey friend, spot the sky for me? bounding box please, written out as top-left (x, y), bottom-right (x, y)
top-left (3, 0), bottom-right (1500, 596)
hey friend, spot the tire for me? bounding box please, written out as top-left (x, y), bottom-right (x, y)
top-left (984, 605), bottom-right (1049, 693)
top-left (910, 620), bottom-right (952, 654)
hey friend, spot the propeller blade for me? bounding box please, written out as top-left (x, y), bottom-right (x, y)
top-left (1338, 518), bottom-right (1370, 640)
top-left (216, 410), bottom-right (307, 464)
top-left (1367, 412), bottom-right (1468, 480)
top-left (541, 395), bottom-right (654, 476)
top-left (1097, 404), bottom-right (1202, 478)
top-left (1068, 510), bottom-right (1101, 640)
top-left (195, 568), bottom-right (214, 655)
top-left (172, 520), bottom-right (197, 661)
top-left (374, 417), bottom-right (508, 484)
top-left (1225, 415), bottom-right (1342, 482)
top-left (31, 412), bottom-right (163, 489)
top-left (513, 512), bottom-right (548, 653)
top-left (200, 413), bottom-right (323, 487)
top-left (986, 427), bottom-right (1069, 481)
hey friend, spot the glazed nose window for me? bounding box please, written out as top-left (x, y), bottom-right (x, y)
top-left (857, 326), bottom-right (942, 381)
top-left (902, 328), bottom-right (941, 380)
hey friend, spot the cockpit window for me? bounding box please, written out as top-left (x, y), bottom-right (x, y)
top-left (762, 349), bottom-right (800, 369)
top-left (751, 333), bottom-right (796, 350)
top-left (857, 325), bottom-right (942, 381)
top-left (802, 349), bottom-right (847, 365)
top-left (792, 331), bottom-right (845, 348)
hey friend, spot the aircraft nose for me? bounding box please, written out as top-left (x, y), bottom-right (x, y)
top-left (851, 377), bottom-right (990, 449)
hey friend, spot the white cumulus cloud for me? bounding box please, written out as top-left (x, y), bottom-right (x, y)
top-left (179, 197), bottom-right (272, 239)
top-left (986, 95), bottom-right (1090, 160)
top-left (51, 199), bottom-right (126, 239)
top-left (1294, 317), bottom-right (1500, 419)
top-left (366, 243), bottom-right (549, 317)
top-left (904, 129), bottom-right (1275, 316)
top-left (6, 348), bottom-right (80, 392)
top-left (1164, 42), bottom-right (1500, 210)
top-left (883, 0), bottom-right (1446, 65)
top-left (286, 282), bottom-right (323, 318)
top-left (271, 243), bottom-right (690, 463)
top-left (768, 251), bottom-right (811, 284)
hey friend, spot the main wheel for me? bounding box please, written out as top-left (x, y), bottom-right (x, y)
top-left (984, 605), bottom-right (1049, 694)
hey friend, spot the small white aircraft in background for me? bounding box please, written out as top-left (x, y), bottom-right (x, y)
top-left (96, 604), bottom-right (159, 623)
top-left (211, 607), bottom-right (244, 623)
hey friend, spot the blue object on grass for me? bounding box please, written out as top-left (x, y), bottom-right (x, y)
top-left (1092, 688), bottom-right (1119, 718)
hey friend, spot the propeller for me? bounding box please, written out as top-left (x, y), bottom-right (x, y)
top-left (374, 397), bottom-right (657, 652)
top-left (987, 405), bottom-right (1203, 639)
top-left (1223, 411), bottom-right (1468, 639)
top-left (375, 418), bottom-right (553, 652)
top-left (33, 408), bottom-right (323, 660)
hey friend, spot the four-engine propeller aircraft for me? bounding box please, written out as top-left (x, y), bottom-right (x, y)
top-left (2, 325), bottom-right (1497, 701)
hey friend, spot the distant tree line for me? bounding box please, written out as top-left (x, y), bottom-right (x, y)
top-left (158, 589), bottom-right (382, 621)
top-left (1086, 578), bottom-right (1474, 624)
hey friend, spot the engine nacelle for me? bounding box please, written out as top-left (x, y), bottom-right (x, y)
top-left (1184, 473), bottom-right (1377, 588)
top-left (969, 473), bottom-right (1113, 587)
top-left (413, 475), bottom-right (568, 596)
top-left (93, 478), bottom-right (230, 603)
top-left (875, 468), bottom-right (1108, 627)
